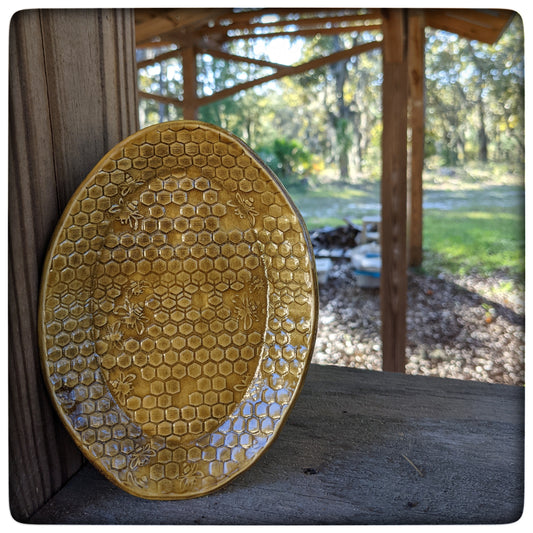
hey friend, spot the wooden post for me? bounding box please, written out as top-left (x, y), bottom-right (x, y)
top-left (380, 9), bottom-right (408, 373)
top-left (182, 45), bottom-right (198, 119)
top-left (407, 11), bottom-right (425, 267)
top-left (9, 9), bottom-right (138, 521)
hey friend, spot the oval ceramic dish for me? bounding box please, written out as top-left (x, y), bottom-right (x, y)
top-left (39, 121), bottom-right (318, 499)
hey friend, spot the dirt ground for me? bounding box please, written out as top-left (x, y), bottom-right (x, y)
top-left (312, 260), bottom-right (525, 386)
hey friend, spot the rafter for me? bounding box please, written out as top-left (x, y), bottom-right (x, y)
top-left (206, 12), bottom-right (381, 33)
top-left (135, 8), bottom-right (231, 45)
top-left (198, 47), bottom-right (288, 70)
top-left (224, 24), bottom-right (382, 41)
top-left (137, 48), bottom-right (180, 69)
top-left (212, 7), bottom-right (374, 25)
top-left (138, 91), bottom-right (183, 105)
top-left (137, 40), bottom-right (381, 110)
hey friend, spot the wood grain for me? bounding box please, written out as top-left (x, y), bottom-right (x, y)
top-left (181, 45), bottom-right (198, 119)
top-left (380, 9), bottom-right (408, 373)
top-left (407, 11), bottom-right (425, 267)
top-left (28, 365), bottom-right (525, 525)
top-left (9, 9), bottom-right (138, 522)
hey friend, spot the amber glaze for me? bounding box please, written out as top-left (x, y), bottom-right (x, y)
top-left (39, 121), bottom-right (318, 499)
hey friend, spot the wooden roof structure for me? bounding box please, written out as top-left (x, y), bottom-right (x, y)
top-left (133, 7), bottom-right (515, 373)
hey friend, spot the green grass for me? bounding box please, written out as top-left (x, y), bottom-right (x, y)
top-left (422, 208), bottom-right (525, 277)
top-left (286, 164), bottom-right (525, 281)
top-left (287, 182), bottom-right (380, 231)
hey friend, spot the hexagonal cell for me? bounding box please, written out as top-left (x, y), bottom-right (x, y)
top-left (145, 325), bottom-right (162, 339)
top-left (219, 360), bottom-right (233, 377)
top-left (212, 376), bottom-right (226, 391)
top-left (115, 354), bottom-right (131, 369)
top-left (212, 203), bottom-right (227, 217)
top-left (173, 420), bottom-right (188, 436)
top-left (149, 407), bottom-right (165, 423)
top-left (157, 421), bottom-right (173, 437)
top-left (198, 140), bottom-right (213, 155)
top-left (220, 389), bottom-right (234, 404)
top-left (229, 167), bottom-right (243, 181)
top-left (229, 256), bottom-right (243, 271)
top-left (233, 332), bottom-right (247, 347)
top-left (188, 391), bottom-right (203, 407)
top-left (133, 157), bottom-right (148, 170)
top-left (238, 179), bottom-right (253, 193)
top-left (150, 463), bottom-right (165, 482)
top-left (141, 366), bottom-right (156, 381)
top-left (182, 258), bottom-right (198, 274)
top-left (80, 198), bottom-right (97, 214)
top-left (212, 403), bottom-right (227, 419)
top-left (171, 337), bottom-right (186, 352)
top-left (170, 141), bottom-right (185, 156)
top-left (81, 428), bottom-right (97, 445)
top-left (156, 364), bottom-right (171, 381)
top-left (187, 363), bottom-right (202, 379)
top-left (172, 364), bottom-right (186, 380)
top-left (190, 244), bottom-right (205, 260)
top-left (197, 376), bottom-right (212, 392)
top-left (165, 380), bottom-right (180, 395)
top-left (126, 395), bottom-right (141, 411)
top-left (260, 191), bottom-right (275, 206)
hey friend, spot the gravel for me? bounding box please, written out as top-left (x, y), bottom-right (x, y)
top-left (312, 261), bottom-right (525, 386)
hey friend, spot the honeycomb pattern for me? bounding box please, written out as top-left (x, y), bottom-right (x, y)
top-left (40, 121), bottom-right (317, 499)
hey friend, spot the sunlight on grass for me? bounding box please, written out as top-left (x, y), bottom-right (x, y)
top-left (422, 208), bottom-right (524, 277)
top-left (286, 166), bottom-right (524, 280)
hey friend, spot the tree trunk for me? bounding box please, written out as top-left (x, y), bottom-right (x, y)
top-left (329, 35), bottom-right (354, 182)
top-left (478, 97), bottom-right (488, 162)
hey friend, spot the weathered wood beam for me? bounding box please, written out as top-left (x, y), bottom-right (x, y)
top-left (9, 8), bottom-right (139, 521)
top-left (135, 9), bottom-right (184, 44)
top-left (136, 8), bottom-right (230, 45)
top-left (137, 40), bottom-right (381, 115)
top-left (212, 7), bottom-right (375, 25)
top-left (182, 45), bottom-right (198, 119)
top-left (206, 12), bottom-right (381, 33)
top-left (441, 8), bottom-right (513, 30)
top-left (198, 47), bottom-right (288, 70)
top-left (224, 24), bottom-right (382, 41)
top-left (197, 40), bottom-right (381, 106)
top-left (380, 8), bottom-right (408, 373)
top-left (138, 90), bottom-right (183, 105)
top-left (407, 11), bottom-right (425, 267)
top-left (424, 10), bottom-right (509, 44)
top-left (137, 48), bottom-right (180, 69)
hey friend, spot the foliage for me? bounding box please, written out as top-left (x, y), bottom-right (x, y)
top-left (137, 14), bottom-right (524, 182)
top-left (135, 16), bottom-right (525, 284)
top-left (424, 16), bottom-right (524, 167)
top-left (257, 137), bottom-right (312, 189)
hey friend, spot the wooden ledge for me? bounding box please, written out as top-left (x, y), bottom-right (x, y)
top-left (27, 364), bottom-right (524, 525)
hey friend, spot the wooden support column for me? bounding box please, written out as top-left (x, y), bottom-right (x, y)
top-left (182, 45), bottom-right (198, 119)
top-left (380, 9), bottom-right (408, 373)
top-left (407, 11), bottom-right (425, 267)
top-left (9, 9), bottom-right (138, 521)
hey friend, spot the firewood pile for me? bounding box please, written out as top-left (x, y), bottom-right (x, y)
top-left (310, 220), bottom-right (362, 258)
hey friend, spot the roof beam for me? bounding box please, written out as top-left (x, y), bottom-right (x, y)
top-left (137, 48), bottom-right (180, 69)
top-left (137, 40), bottom-right (381, 109)
top-left (198, 47), bottom-right (288, 70)
top-left (224, 24), bottom-right (382, 41)
top-left (206, 12), bottom-right (381, 33)
top-left (198, 40), bottom-right (381, 106)
top-left (425, 9), bottom-right (514, 44)
top-left (138, 91), bottom-right (183, 105)
top-left (136, 8), bottom-right (230, 45)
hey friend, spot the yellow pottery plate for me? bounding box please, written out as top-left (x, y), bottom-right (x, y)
top-left (39, 121), bottom-right (318, 499)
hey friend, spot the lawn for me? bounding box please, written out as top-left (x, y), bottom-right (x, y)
top-left (286, 163), bottom-right (525, 282)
